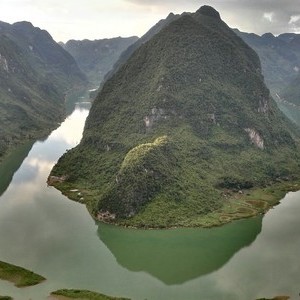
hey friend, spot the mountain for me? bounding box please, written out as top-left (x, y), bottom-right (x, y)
top-left (62, 36), bottom-right (138, 87)
top-left (0, 21), bottom-right (87, 159)
top-left (281, 71), bottom-right (300, 106)
top-left (50, 6), bottom-right (300, 228)
top-left (101, 12), bottom-right (180, 89)
top-left (234, 29), bottom-right (300, 97)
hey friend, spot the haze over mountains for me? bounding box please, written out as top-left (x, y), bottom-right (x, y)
top-left (0, 21), bottom-right (86, 159)
top-left (235, 29), bottom-right (300, 103)
top-left (50, 6), bottom-right (300, 228)
top-left (61, 37), bottom-right (138, 87)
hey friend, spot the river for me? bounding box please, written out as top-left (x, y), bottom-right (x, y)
top-left (0, 97), bottom-right (299, 300)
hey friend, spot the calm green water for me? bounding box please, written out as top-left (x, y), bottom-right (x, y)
top-left (0, 98), bottom-right (300, 300)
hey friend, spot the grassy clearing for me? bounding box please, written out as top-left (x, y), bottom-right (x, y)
top-left (51, 289), bottom-right (130, 300)
top-left (192, 180), bottom-right (300, 228)
top-left (0, 261), bottom-right (45, 287)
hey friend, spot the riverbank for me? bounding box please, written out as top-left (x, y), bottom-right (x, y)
top-left (50, 177), bottom-right (300, 229)
top-left (50, 289), bottom-right (291, 300)
top-left (50, 289), bottom-right (130, 300)
top-left (0, 85), bottom-right (87, 165)
top-left (0, 260), bottom-right (45, 287)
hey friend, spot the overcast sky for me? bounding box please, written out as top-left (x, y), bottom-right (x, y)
top-left (1, 0), bottom-right (300, 42)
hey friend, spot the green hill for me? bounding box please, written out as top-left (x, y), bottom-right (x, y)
top-left (101, 12), bottom-right (180, 89)
top-left (62, 36), bottom-right (138, 87)
top-left (0, 21), bottom-right (87, 160)
top-left (50, 6), bottom-right (300, 228)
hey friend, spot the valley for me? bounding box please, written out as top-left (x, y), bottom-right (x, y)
top-left (0, 21), bottom-right (87, 161)
top-left (1, 3), bottom-right (300, 300)
top-left (0, 97), bottom-right (300, 299)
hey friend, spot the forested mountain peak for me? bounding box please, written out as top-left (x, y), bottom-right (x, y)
top-left (50, 6), bottom-right (300, 228)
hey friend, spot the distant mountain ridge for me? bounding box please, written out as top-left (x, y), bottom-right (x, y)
top-left (50, 6), bottom-right (300, 228)
top-left (234, 29), bottom-right (300, 99)
top-left (0, 21), bottom-right (87, 159)
top-left (61, 36), bottom-right (138, 87)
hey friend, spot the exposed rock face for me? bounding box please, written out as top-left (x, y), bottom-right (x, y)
top-left (144, 108), bottom-right (171, 131)
top-left (244, 128), bottom-right (264, 149)
top-left (258, 97), bottom-right (270, 113)
top-left (0, 53), bottom-right (9, 71)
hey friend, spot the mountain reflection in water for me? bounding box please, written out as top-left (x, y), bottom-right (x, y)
top-left (97, 216), bottom-right (262, 285)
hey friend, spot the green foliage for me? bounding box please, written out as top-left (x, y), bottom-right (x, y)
top-left (101, 13), bottom-right (180, 88)
top-left (0, 260), bottom-right (45, 287)
top-left (0, 21), bottom-right (87, 161)
top-left (51, 6), bottom-right (300, 227)
top-left (51, 289), bottom-right (130, 300)
top-left (217, 176), bottom-right (254, 190)
top-left (0, 297), bottom-right (13, 300)
top-left (99, 136), bottom-right (177, 217)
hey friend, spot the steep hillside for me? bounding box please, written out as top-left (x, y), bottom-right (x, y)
top-left (50, 6), bottom-right (300, 228)
top-left (235, 29), bottom-right (300, 97)
top-left (0, 21), bottom-right (87, 159)
top-left (101, 12), bottom-right (180, 88)
top-left (62, 36), bottom-right (138, 86)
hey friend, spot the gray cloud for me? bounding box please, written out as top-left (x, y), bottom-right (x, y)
top-left (1, 0), bottom-right (299, 41)
top-left (125, 0), bottom-right (300, 35)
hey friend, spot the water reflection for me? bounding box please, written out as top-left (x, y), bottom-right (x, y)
top-left (0, 101), bottom-right (90, 198)
top-left (205, 191), bottom-right (300, 300)
top-left (0, 142), bottom-right (34, 196)
top-left (1, 95), bottom-right (300, 299)
top-left (65, 89), bottom-right (91, 115)
top-left (97, 217), bottom-right (262, 285)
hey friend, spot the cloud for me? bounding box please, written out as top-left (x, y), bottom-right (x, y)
top-left (124, 0), bottom-right (300, 35)
top-left (1, 0), bottom-right (299, 41)
top-left (263, 12), bottom-right (274, 22)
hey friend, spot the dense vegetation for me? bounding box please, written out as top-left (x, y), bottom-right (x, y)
top-left (0, 21), bottom-right (87, 160)
top-left (50, 6), bottom-right (300, 227)
top-left (0, 260), bottom-right (45, 287)
top-left (62, 37), bottom-right (138, 87)
top-left (51, 289), bottom-right (130, 300)
top-left (101, 12), bottom-right (180, 88)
